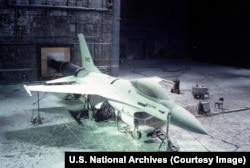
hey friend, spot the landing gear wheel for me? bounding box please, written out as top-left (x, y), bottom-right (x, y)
top-left (130, 130), bottom-right (142, 139)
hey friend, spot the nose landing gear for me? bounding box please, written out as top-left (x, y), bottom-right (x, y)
top-left (116, 111), bottom-right (142, 139)
top-left (130, 130), bottom-right (142, 139)
top-left (146, 113), bottom-right (178, 152)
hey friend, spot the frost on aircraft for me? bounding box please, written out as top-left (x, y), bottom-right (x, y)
top-left (24, 34), bottom-right (208, 151)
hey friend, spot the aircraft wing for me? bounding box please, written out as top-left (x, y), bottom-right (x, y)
top-left (24, 83), bottom-right (105, 97)
top-left (24, 72), bottom-right (112, 96)
top-left (24, 78), bottom-right (122, 103)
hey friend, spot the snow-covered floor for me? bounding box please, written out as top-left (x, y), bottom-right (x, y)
top-left (1, 59), bottom-right (250, 167)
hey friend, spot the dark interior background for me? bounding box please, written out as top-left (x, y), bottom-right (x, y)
top-left (120, 0), bottom-right (250, 67)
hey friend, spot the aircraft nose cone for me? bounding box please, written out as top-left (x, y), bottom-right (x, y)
top-left (170, 106), bottom-right (208, 135)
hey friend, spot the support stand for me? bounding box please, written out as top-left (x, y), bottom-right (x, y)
top-left (31, 92), bottom-right (44, 124)
top-left (78, 95), bottom-right (95, 120)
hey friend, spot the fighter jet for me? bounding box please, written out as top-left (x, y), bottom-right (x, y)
top-left (24, 34), bottom-right (207, 151)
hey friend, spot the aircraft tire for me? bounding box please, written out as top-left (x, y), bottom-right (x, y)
top-left (131, 131), bottom-right (142, 139)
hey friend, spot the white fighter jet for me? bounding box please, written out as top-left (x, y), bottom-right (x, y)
top-left (24, 34), bottom-right (207, 151)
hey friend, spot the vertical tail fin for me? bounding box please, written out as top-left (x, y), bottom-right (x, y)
top-left (78, 34), bottom-right (100, 73)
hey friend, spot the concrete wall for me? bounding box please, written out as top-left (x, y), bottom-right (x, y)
top-left (0, 0), bottom-right (115, 84)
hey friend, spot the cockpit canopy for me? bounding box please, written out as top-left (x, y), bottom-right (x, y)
top-left (131, 79), bottom-right (168, 100)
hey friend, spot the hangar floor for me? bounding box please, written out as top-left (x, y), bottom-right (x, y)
top-left (1, 59), bottom-right (250, 167)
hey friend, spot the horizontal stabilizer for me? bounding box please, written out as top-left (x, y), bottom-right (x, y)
top-left (46, 76), bottom-right (76, 84)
